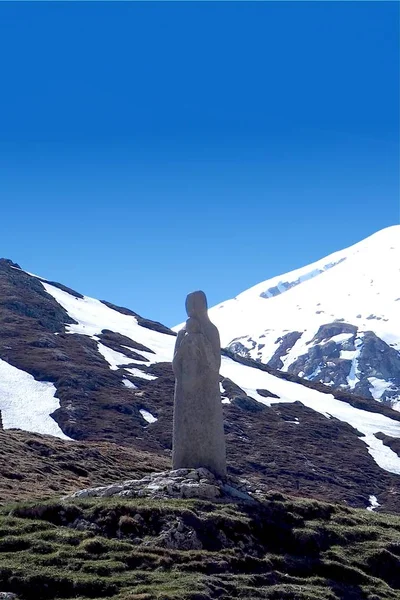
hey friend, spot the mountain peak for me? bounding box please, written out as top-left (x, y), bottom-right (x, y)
top-left (209, 227), bottom-right (400, 409)
top-left (0, 258), bottom-right (22, 269)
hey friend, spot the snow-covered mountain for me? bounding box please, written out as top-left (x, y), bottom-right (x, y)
top-left (207, 226), bottom-right (400, 410)
top-left (1, 256), bottom-right (400, 510)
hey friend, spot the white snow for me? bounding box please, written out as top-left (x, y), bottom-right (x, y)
top-left (139, 409), bottom-right (158, 424)
top-left (199, 226), bottom-right (400, 375)
top-left (347, 336), bottom-right (363, 390)
top-left (368, 377), bottom-right (393, 401)
top-left (220, 356), bottom-right (400, 476)
top-left (0, 358), bottom-right (71, 439)
top-left (219, 377), bottom-right (232, 403)
top-left (327, 333), bottom-right (354, 345)
top-left (97, 343), bottom-right (138, 371)
top-left (41, 282), bottom-right (173, 384)
top-left (41, 282), bottom-right (175, 364)
top-left (125, 368), bottom-right (157, 381)
top-left (367, 495), bottom-right (380, 512)
top-left (122, 379), bottom-right (137, 389)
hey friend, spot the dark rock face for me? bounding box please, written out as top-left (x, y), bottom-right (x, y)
top-left (312, 322), bottom-right (357, 343)
top-left (268, 331), bottom-right (303, 370)
top-left (0, 259), bottom-right (77, 333)
top-left (1, 260), bottom-right (400, 512)
top-left (355, 332), bottom-right (400, 404)
top-left (231, 320), bottom-right (400, 410)
top-left (288, 329), bottom-right (354, 390)
top-left (220, 377), bottom-right (248, 400)
top-left (99, 329), bottom-right (154, 355)
top-left (98, 330), bottom-right (151, 362)
top-left (0, 259), bottom-right (22, 269)
top-left (231, 395), bottom-right (266, 413)
top-left (228, 338), bottom-right (256, 360)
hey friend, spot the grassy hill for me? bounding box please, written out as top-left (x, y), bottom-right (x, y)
top-left (0, 492), bottom-right (399, 600)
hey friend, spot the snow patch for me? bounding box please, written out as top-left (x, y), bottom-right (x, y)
top-left (125, 368), bottom-right (157, 381)
top-left (347, 336), bottom-right (363, 389)
top-left (139, 409), bottom-right (158, 424)
top-left (97, 343), bottom-right (136, 371)
top-left (327, 333), bottom-right (354, 345)
top-left (41, 282), bottom-right (174, 364)
top-left (368, 377), bottom-right (393, 401)
top-left (0, 358), bottom-right (71, 440)
top-left (367, 495), bottom-right (380, 512)
top-left (122, 379), bottom-right (137, 389)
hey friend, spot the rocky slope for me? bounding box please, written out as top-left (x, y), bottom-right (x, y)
top-left (206, 226), bottom-right (400, 409)
top-left (1, 258), bottom-right (400, 512)
top-left (0, 429), bottom-right (169, 504)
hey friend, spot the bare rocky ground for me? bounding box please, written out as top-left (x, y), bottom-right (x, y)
top-left (0, 429), bottom-right (169, 504)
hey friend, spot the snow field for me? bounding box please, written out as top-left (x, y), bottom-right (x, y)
top-left (0, 358), bottom-right (71, 439)
top-left (202, 225), bottom-right (400, 404)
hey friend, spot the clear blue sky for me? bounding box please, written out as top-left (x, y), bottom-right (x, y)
top-left (0, 2), bottom-right (398, 326)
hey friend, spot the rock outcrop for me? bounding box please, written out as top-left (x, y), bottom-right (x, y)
top-left (65, 468), bottom-right (256, 503)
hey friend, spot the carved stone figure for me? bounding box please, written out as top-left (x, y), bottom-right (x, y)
top-left (172, 291), bottom-right (226, 479)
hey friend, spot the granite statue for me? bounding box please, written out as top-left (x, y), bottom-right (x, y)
top-left (172, 291), bottom-right (226, 479)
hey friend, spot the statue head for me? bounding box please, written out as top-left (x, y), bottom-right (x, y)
top-left (185, 290), bottom-right (208, 318)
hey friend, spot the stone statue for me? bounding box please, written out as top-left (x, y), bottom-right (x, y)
top-left (172, 291), bottom-right (226, 479)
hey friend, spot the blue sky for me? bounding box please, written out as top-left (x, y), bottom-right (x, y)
top-left (0, 2), bottom-right (398, 326)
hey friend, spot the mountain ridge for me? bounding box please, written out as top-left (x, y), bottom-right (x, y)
top-left (205, 226), bottom-right (400, 409)
top-left (1, 257), bottom-right (400, 512)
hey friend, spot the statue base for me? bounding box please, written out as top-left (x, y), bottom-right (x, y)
top-left (64, 468), bottom-right (259, 503)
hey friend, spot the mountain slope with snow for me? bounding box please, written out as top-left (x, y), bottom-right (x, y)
top-left (208, 226), bottom-right (400, 408)
top-left (1, 257), bottom-right (400, 510)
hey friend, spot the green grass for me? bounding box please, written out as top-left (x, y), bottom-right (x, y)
top-left (0, 494), bottom-right (399, 599)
